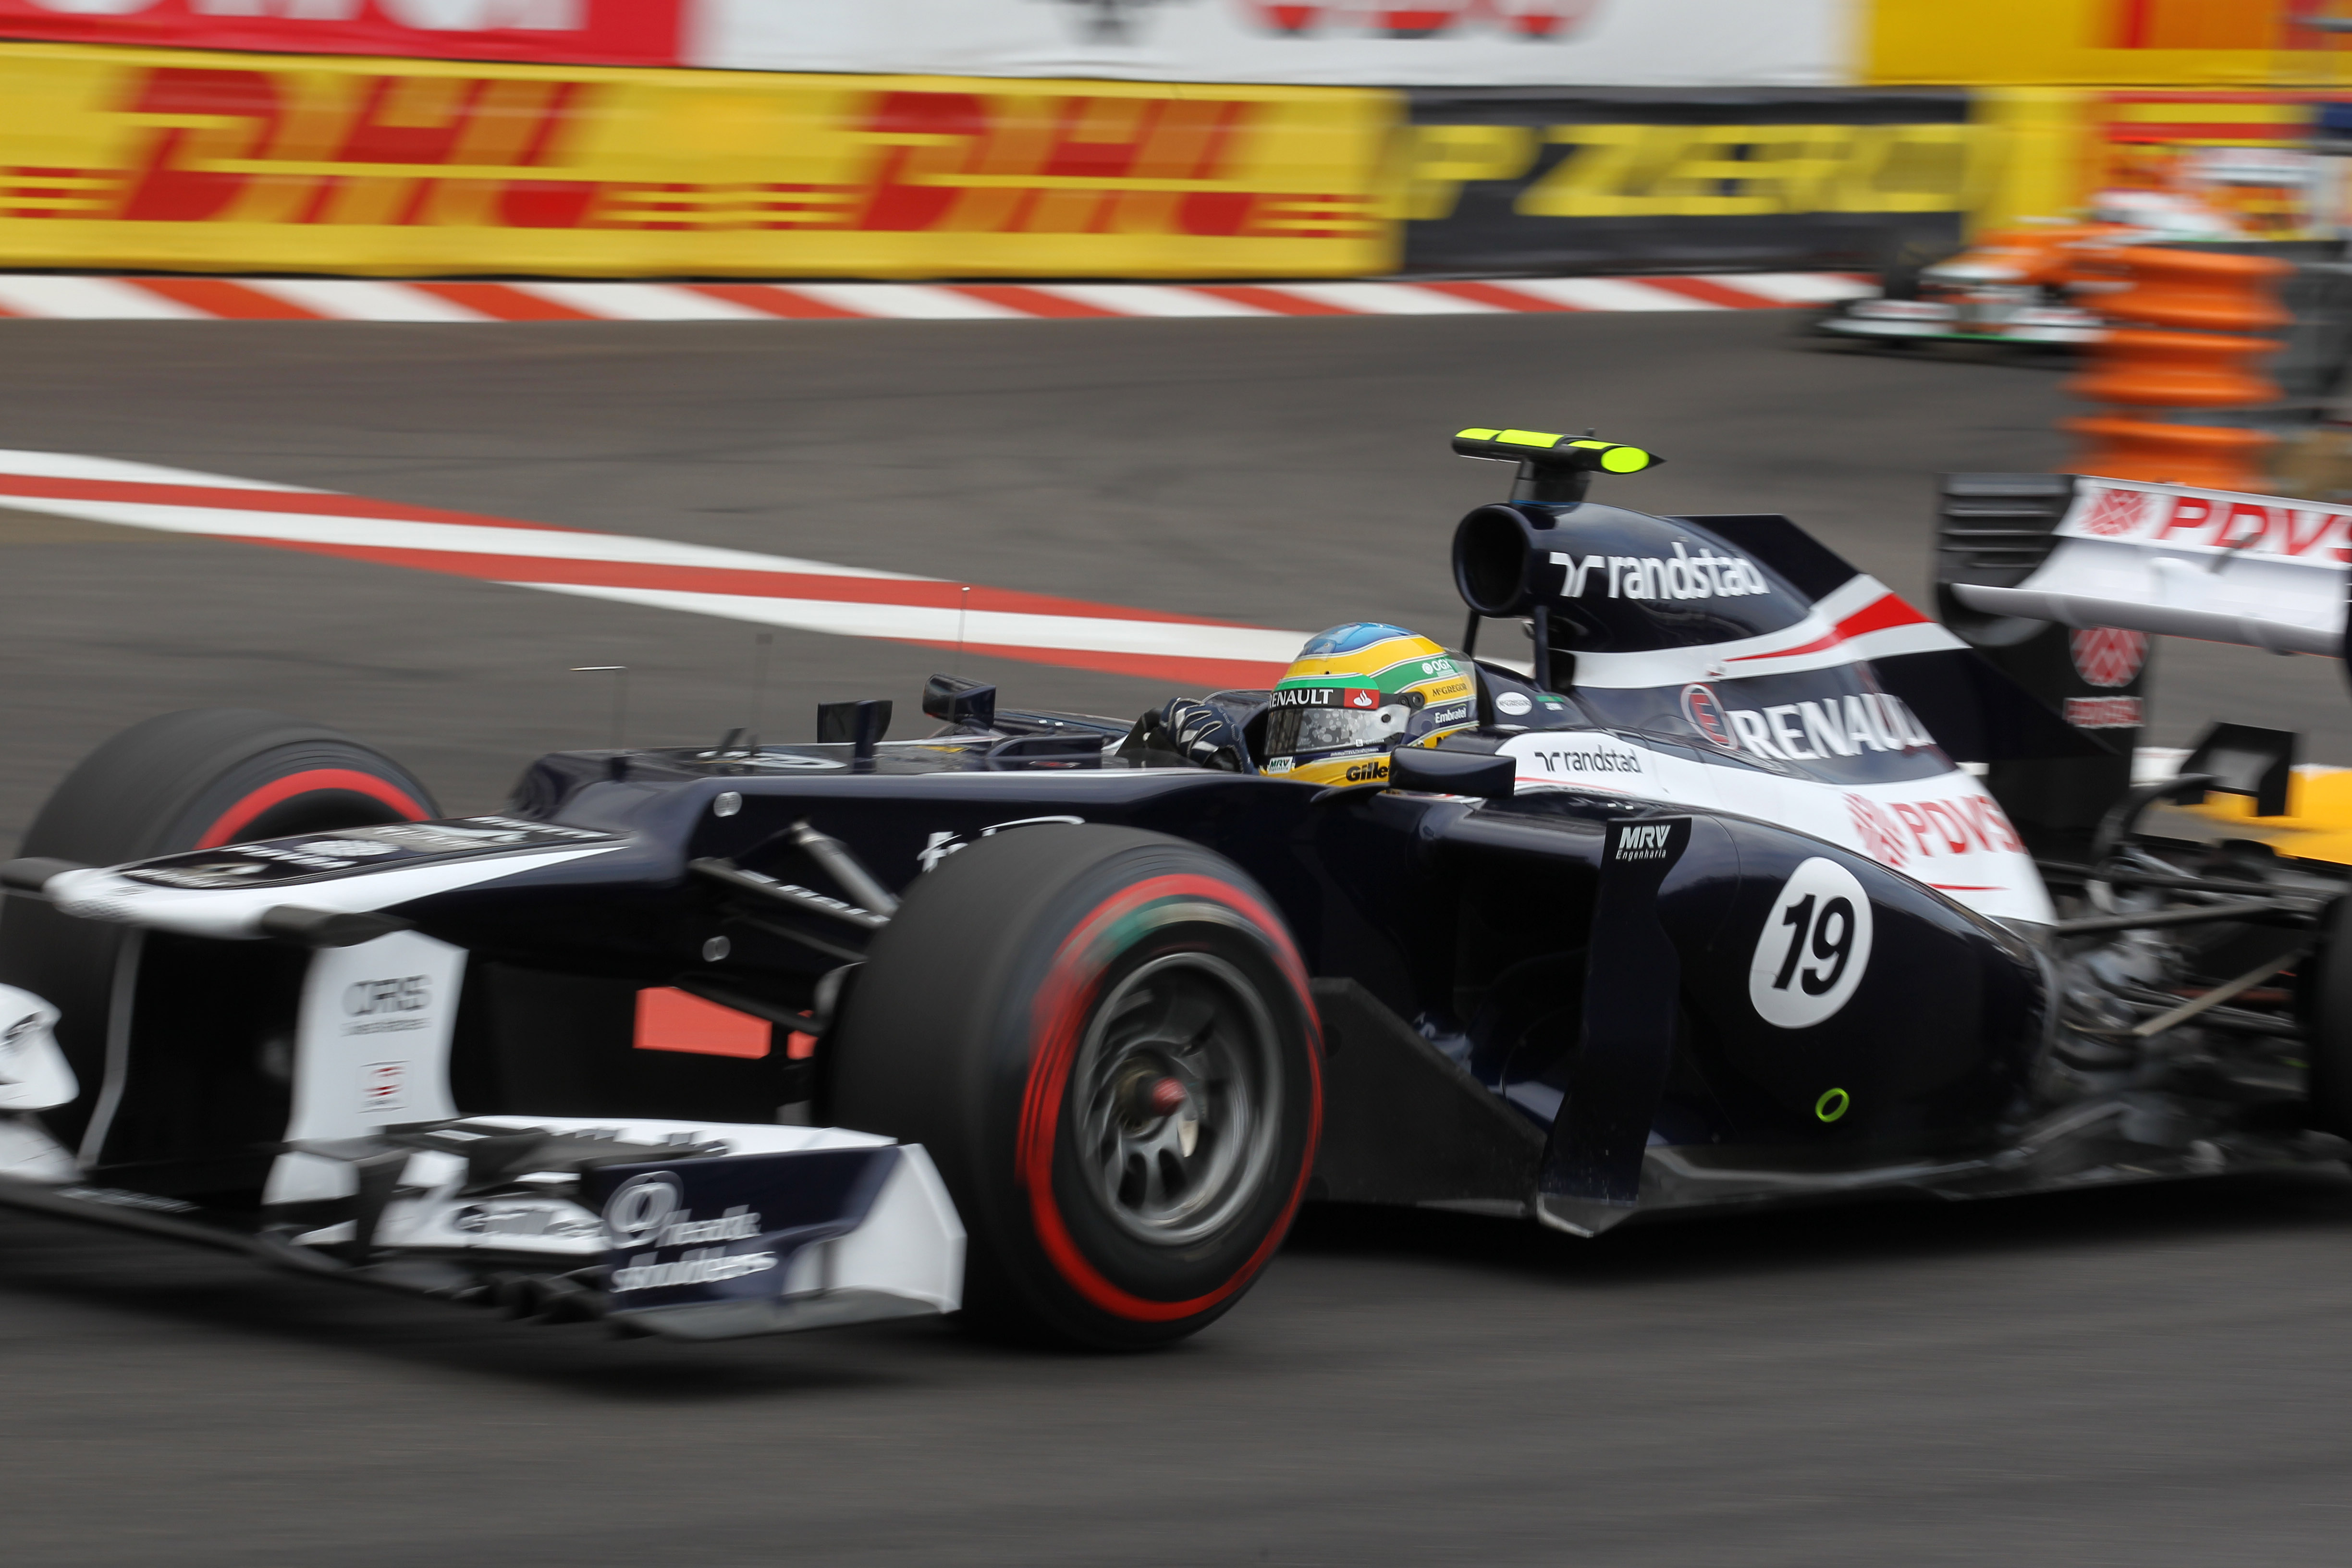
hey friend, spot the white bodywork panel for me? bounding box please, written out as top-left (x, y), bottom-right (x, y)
top-left (42, 843), bottom-right (623, 943)
top-left (0, 984), bottom-right (76, 1113)
top-left (1498, 730), bottom-right (2053, 926)
top-left (1952, 477), bottom-right (2352, 658)
top-left (264, 931), bottom-right (468, 1204)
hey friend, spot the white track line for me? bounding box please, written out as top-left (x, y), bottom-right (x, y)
top-left (0, 277), bottom-right (210, 320)
top-left (1497, 278), bottom-right (1722, 312)
top-left (1266, 282), bottom-right (1502, 316)
top-left (785, 284), bottom-right (1032, 320)
top-left (527, 582), bottom-right (1309, 663)
top-left (0, 497), bottom-right (928, 579)
top-left (1031, 283), bottom-right (1274, 318)
top-left (0, 448), bottom-right (319, 491)
top-left (516, 282), bottom-right (780, 321)
top-left (242, 280), bottom-right (494, 323)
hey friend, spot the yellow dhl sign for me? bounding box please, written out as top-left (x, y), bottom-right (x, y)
top-left (0, 42), bottom-right (1395, 278)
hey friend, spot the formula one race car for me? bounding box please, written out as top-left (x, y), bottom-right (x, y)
top-left (1815, 189), bottom-right (2240, 352)
top-left (2, 428), bottom-right (2348, 1350)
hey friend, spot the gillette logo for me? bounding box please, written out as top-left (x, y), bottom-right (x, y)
top-left (1549, 543), bottom-right (1772, 601)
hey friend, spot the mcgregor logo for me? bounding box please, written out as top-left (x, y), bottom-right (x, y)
top-left (2069, 627), bottom-right (2147, 689)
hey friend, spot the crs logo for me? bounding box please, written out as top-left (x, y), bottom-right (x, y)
top-left (2069, 628), bottom-right (2147, 689)
top-left (1680, 683), bottom-right (1738, 751)
top-left (603, 1172), bottom-right (683, 1250)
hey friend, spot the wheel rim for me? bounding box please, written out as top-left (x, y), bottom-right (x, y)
top-left (1071, 950), bottom-right (1282, 1248)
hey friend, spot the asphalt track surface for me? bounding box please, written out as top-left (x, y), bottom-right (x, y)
top-left (2, 314), bottom-right (2351, 1566)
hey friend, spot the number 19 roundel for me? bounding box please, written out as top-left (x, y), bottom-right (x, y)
top-left (1748, 858), bottom-right (1874, 1029)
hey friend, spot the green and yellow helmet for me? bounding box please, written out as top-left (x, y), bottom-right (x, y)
top-left (1260, 624), bottom-right (1477, 787)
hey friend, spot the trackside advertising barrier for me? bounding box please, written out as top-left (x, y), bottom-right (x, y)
top-left (0, 0), bottom-right (1850, 86)
top-left (0, 0), bottom-right (685, 67)
top-left (1398, 89), bottom-right (1972, 274)
top-left (0, 43), bottom-right (1393, 277)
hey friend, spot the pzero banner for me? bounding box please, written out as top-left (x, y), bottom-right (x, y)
top-left (0, 0), bottom-right (685, 67)
top-left (0, 42), bottom-right (1395, 277)
top-left (1399, 89), bottom-right (1972, 275)
top-left (686, 0), bottom-right (1849, 88)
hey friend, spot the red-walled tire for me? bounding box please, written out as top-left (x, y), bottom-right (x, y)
top-left (832, 825), bottom-right (1321, 1349)
top-left (0, 709), bottom-right (437, 1148)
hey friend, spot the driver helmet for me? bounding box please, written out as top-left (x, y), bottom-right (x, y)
top-left (1260, 623), bottom-right (1476, 786)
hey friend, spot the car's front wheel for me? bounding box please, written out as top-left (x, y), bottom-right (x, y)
top-left (831, 824), bottom-right (1321, 1349)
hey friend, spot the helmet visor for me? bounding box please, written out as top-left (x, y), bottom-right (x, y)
top-left (1266, 704), bottom-right (1401, 756)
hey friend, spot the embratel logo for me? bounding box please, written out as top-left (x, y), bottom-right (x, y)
top-left (1680, 683), bottom-right (1738, 750)
top-left (2069, 627), bottom-right (2147, 689)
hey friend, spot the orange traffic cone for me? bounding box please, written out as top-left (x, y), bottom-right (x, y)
top-left (2063, 245), bottom-right (2291, 491)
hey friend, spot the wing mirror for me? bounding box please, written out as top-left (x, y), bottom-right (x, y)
top-left (1387, 747), bottom-right (1515, 800)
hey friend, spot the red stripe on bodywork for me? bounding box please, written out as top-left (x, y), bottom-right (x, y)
top-left (1730, 592), bottom-right (1931, 663)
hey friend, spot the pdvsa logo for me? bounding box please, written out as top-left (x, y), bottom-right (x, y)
top-left (2078, 487), bottom-right (2145, 537)
top-left (2070, 627), bottom-right (2147, 689)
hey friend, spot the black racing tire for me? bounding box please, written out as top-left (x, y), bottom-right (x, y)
top-left (2303, 898), bottom-right (2352, 1138)
top-left (831, 824), bottom-right (1321, 1350)
top-left (0, 709), bottom-right (438, 1147)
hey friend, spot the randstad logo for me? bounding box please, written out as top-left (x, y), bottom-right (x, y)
top-left (1548, 543), bottom-right (1771, 601)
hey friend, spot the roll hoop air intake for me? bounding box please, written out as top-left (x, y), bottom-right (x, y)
top-left (1448, 427), bottom-right (1664, 685)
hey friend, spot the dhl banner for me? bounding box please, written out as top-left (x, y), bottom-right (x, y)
top-left (0, 42), bottom-right (1396, 277)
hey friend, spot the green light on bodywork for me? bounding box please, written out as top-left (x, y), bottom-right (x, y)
top-left (1814, 1088), bottom-right (1850, 1123)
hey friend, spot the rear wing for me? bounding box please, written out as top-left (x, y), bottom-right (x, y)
top-left (1949, 477), bottom-right (2352, 660)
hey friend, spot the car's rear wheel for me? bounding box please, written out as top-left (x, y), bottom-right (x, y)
top-left (0, 709), bottom-right (437, 1150)
top-left (831, 824), bottom-right (1321, 1349)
